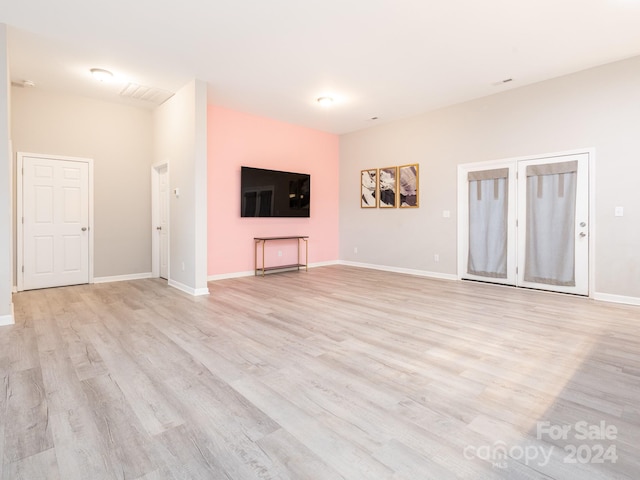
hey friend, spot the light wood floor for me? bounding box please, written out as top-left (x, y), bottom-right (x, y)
top-left (2, 265), bottom-right (640, 479)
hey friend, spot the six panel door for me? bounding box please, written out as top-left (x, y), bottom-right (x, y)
top-left (23, 156), bottom-right (90, 290)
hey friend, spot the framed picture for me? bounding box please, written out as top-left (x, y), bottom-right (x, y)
top-left (360, 169), bottom-right (378, 208)
top-left (378, 166), bottom-right (397, 208)
top-left (398, 164), bottom-right (419, 208)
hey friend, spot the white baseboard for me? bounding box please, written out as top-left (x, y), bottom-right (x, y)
top-left (208, 270), bottom-right (255, 281)
top-left (168, 279), bottom-right (210, 296)
top-left (93, 272), bottom-right (153, 284)
top-left (0, 303), bottom-right (15, 326)
top-left (310, 260), bottom-right (341, 268)
top-left (593, 292), bottom-right (640, 306)
top-left (207, 260), bottom-right (341, 282)
top-left (338, 260), bottom-right (458, 281)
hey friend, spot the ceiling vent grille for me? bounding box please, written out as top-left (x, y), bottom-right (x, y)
top-left (119, 83), bottom-right (174, 105)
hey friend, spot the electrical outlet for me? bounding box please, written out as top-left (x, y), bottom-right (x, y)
top-left (434, 254), bottom-right (440, 262)
top-left (354, 247), bottom-right (358, 254)
top-left (181, 261), bottom-right (185, 271)
top-left (278, 250), bottom-right (283, 257)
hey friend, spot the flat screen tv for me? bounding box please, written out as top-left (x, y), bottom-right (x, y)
top-left (241, 166), bottom-right (310, 217)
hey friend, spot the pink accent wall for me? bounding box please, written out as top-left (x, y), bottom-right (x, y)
top-left (207, 105), bottom-right (340, 276)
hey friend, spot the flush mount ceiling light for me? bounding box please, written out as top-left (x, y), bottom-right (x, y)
top-left (90, 68), bottom-right (113, 82)
top-left (317, 96), bottom-right (334, 106)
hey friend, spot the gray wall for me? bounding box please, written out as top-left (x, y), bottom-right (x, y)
top-left (0, 24), bottom-right (13, 322)
top-left (11, 87), bottom-right (154, 279)
top-left (340, 55), bottom-right (640, 299)
top-left (153, 80), bottom-right (208, 294)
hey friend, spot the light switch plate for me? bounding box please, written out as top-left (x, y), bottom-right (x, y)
top-left (615, 206), bottom-right (624, 217)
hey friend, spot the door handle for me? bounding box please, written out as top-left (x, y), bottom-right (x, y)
top-left (81, 227), bottom-right (87, 232)
top-left (156, 226), bottom-right (162, 230)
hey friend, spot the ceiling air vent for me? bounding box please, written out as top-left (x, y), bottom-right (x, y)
top-left (119, 83), bottom-right (174, 105)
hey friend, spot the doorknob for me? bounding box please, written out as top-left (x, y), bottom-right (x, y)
top-left (156, 226), bottom-right (162, 231)
top-left (81, 227), bottom-right (87, 232)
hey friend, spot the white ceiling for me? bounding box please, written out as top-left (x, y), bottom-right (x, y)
top-left (5, 0), bottom-right (640, 134)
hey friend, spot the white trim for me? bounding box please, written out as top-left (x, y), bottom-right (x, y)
top-left (310, 260), bottom-right (341, 268)
top-left (93, 272), bottom-right (153, 284)
top-left (467, 147), bottom-right (597, 168)
top-left (593, 292), bottom-right (640, 307)
top-left (587, 149), bottom-right (596, 300)
top-left (208, 270), bottom-right (254, 281)
top-left (206, 260), bottom-right (341, 282)
top-left (0, 303), bottom-right (14, 326)
top-left (169, 279), bottom-right (209, 296)
top-left (338, 260), bottom-right (458, 281)
top-left (16, 152), bottom-right (94, 291)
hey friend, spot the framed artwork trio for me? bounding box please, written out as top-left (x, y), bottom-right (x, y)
top-left (360, 164), bottom-right (419, 208)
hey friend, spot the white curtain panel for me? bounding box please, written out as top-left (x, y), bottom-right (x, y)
top-left (524, 161), bottom-right (578, 286)
top-left (467, 169), bottom-right (509, 278)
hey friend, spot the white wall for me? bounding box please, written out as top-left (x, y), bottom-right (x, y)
top-left (11, 88), bottom-right (154, 279)
top-left (0, 24), bottom-right (13, 325)
top-left (340, 55), bottom-right (640, 300)
top-left (153, 80), bottom-right (208, 295)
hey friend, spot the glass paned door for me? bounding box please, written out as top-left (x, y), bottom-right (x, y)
top-left (459, 152), bottom-right (590, 295)
top-left (517, 154), bottom-right (589, 295)
top-left (460, 164), bottom-right (517, 286)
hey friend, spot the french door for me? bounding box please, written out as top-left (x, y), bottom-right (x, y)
top-left (459, 152), bottom-right (590, 295)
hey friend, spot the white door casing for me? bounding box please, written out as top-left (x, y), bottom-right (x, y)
top-left (458, 150), bottom-right (592, 296)
top-left (159, 165), bottom-right (169, 279)
top-left (18, 153), bottom-right (93, 291)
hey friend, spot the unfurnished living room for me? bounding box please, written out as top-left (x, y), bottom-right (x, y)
top-left (1, 1), bottom-right (640, 479)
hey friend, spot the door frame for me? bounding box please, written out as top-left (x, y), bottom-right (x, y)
top-left (457, 147), bottom-right (596, 297)
top-left (151, 162), bottom-right (169, 279)
top-left (16, 152), bottom-right (94, 292)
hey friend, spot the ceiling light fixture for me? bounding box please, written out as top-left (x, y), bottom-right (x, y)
top-left (90, 68), bottom-right (114, 82)
top-left (317, 96), bottom-right (334, 106)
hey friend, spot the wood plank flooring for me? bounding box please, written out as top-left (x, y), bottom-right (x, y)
top-left (2, 265), bottom-right (640, 479)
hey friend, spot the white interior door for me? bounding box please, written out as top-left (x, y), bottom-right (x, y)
top-left (158, 165), bottom-right (169, 279)
top-left (22, 155), bottom-right (90, 290)
top-left (458, 152), bottom-right (590, 296)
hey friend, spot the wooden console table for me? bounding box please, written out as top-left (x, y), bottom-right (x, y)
top-left (254, 236), bottom-right (308, 276)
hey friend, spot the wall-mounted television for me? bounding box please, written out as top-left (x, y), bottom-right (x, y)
top-left (241, 166), bottom-right (310, 217)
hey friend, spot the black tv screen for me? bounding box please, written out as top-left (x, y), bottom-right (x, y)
top-left (241, 166), bottom-right (310, 217)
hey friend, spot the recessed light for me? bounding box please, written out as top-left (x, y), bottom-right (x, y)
top-left (492, 78), bottom-right (515, 86)
top-left (90, 68), bottom-right (113, 82)
top-left (317, 96), bottom-right (334, 106)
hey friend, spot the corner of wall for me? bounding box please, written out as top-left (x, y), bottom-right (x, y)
top-left (0, 23), bottom-right (15, 324)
